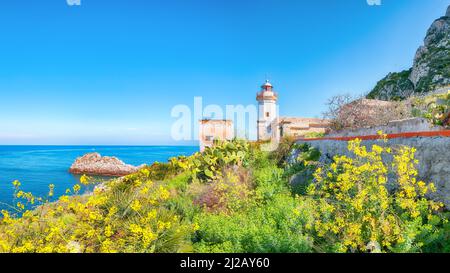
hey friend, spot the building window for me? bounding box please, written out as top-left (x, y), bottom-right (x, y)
top-left (205, 136), bottom-right (213, 141)
top-left (266, 112), bottom-right (270, 117)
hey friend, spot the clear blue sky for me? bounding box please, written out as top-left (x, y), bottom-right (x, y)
top-left (0, 0), bottom-right (449, 145)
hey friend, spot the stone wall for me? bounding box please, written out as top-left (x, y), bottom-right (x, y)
top-left (295, 122), bottom-right (450, 207)
top-left (416, 85), bottom-right (450, 97)
top-left (327, 118), bottom-right (441, 138)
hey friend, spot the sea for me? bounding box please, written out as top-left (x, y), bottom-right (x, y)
top-left (0, 146), bottom-right (198, 211)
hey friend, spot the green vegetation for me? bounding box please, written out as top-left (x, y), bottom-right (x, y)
top-left (414, 45), bottom-right (450, 94)
top-left (411, 90), bottom-right (450, 127)
top-left (307, 136), bottom-right (446, 252)
top-left (0, 138), bottom-right (449, 253)
top-left (367, 69), bottom-right (414, 101)
top-left (303, 132), bottom-right (326, 139)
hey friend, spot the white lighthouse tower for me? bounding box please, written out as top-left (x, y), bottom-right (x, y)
top-left (256, 80), bottom-right (279, 141)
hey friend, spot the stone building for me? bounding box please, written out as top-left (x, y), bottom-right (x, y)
top-left (198, 119), bottom-right (234, 152)
top-left (198, 80), bottom-right (330, 151)
top-left (272, 117), bottom-right (330, 141)
top-left (256, 80), bottom-right (329, 142)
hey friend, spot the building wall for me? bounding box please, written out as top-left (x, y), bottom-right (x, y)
top-left (282, 125), bottom-right (327, 138)
top-left (199, 120), bottom-right (234, 152)
top-left (327, 118), bottom-right (442, 138)
top-left (257, 99), bottom-right (278, 141)
top-left (271, 117), bottom-right (330, 142)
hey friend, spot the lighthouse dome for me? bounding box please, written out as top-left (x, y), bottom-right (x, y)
top-left (262, 80), bottom-right (272, 87)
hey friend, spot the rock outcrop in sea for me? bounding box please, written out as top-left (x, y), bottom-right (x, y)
top-left (69, 153), bottom-right (143, 176)
top-left (367, 5), bottom-right (450, 100)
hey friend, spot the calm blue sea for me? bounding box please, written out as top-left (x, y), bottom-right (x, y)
top-left (0, 146), bottom-right (198, 210)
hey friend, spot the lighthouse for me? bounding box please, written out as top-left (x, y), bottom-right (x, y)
top-left (256, 80), bottom-right (279, 141)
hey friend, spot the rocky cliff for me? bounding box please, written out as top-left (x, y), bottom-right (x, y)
top-left (367, 5), bottom-right (450, 100)
top-left (69, 153), bottom-right (144, 176)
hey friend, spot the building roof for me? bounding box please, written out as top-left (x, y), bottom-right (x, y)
top-left (262, 79), bottom-right (273, 87)
top-left (280, 117), bottom-right (330, 124)
top-left (199, 119), bottom-right (233, 124)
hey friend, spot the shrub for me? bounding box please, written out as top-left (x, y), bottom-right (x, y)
top-left (140, 162), bottom-right (183, 181)
top-left (171, 139), bottom-right (251, 182)
top-left (252, 163), bottom-right (286, 203)
top-left (0, 170), bottom-right (196, 253)
top-left (304, 132), bottom-right (325, 139)
top-left (269, 136), bottom-right (297, 167)
top-left (285, 143), bottom-right (321, 195)
top-left (303, 136), bottom-right (446, 252)
top-left (193, 193), bottom-right (313, 253)
top-left (192, 146), bottom-right (313, 253)
top-left (421, 213), bottom-right (450, 253)
top-left (1, 138), bottom-right (448, 254)
top-left (191, 166), bottom-right (253, 213)
top-left (411, 91), bottom-right (450, 127)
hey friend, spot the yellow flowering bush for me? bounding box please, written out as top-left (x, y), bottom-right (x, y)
top-left (411, 90), bottom-right (450, 127)
top-left (0, 139), bottom-right (448, 253)
top-left (304, 136), bottom-right (446, 252)
top-left (0, 170), bottom-right (195, 253)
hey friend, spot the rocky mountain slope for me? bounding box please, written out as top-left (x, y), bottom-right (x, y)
top-left (367, 5), bottom-right (450, 101)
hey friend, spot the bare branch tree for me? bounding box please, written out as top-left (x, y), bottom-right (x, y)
top-left (323, 94), bottom-right (413, 132)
